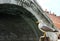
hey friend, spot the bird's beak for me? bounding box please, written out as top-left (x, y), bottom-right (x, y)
top-left (36, 21), bottom-right (39, 24)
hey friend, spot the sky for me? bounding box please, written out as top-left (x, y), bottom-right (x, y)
top-left (36, 0), bottom-right (60, 16)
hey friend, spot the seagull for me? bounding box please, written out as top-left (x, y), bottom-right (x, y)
top-left (36, 20), bottom-right (58, 37)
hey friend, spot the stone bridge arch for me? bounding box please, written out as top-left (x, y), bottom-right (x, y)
top-left (0, 0), bottom-right (56, 41)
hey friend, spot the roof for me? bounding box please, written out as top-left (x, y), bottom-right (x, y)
top-left (48, 14), bottom-right (60, 29)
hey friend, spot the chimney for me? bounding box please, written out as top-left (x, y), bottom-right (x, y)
top-left (50, 12), bottom-right (56, 16)
top-left (45, 9), bottom-right (47, 12)
top-left (45, 9), bottom-right (49, 13)
top-left (50, 11), bottom-right (51, 14)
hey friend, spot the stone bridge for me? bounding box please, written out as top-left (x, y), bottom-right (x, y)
top-left (0, 0), bottom-right (57, 41)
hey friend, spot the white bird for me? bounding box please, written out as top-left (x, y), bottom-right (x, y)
top-left (36, 20), bottom-right (58, 37)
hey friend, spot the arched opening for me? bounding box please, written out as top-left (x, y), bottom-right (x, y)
top-left (0, 4), bottom-right (43, 41)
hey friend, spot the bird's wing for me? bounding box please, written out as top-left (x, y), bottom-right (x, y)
top-left (41, 26), bottom-right (54, 32)
top-left (38, 22), bottom-right (57, 32)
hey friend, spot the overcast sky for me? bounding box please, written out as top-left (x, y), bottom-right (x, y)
top-left (36, 0), bottom-right (60, 16)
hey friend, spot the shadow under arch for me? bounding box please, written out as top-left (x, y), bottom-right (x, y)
top-left (0, 4), bottom-right (43, 41)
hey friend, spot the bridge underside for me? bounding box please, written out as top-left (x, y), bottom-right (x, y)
top-left (0, 4), bottom-right (43, 41)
